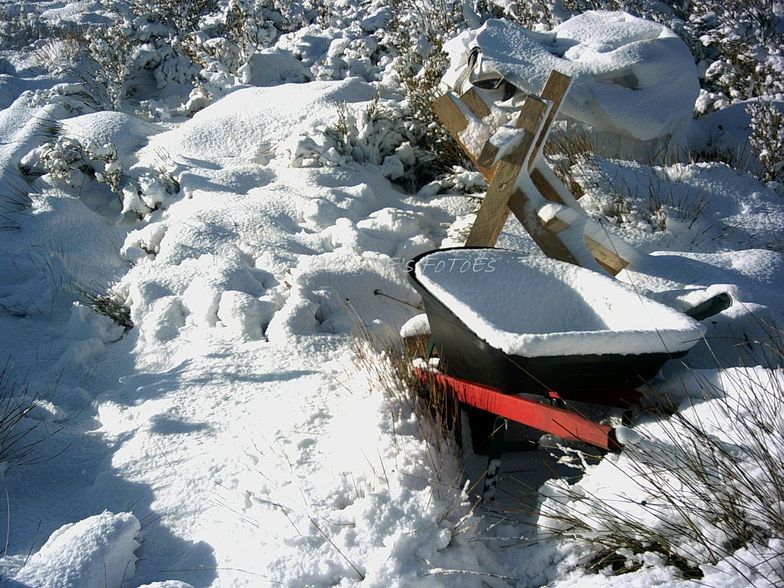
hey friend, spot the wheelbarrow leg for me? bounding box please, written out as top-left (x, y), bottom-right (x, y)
top-left (481, 416), bottom-right (507, 502)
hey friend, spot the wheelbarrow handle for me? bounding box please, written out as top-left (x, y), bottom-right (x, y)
top-left (683, 292), bottom-right (732, 321)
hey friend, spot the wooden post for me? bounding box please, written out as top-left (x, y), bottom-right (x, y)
top-left (531, 71), bottom-right (571, 169)
top-left (466, 96), bottom-right (549, 247)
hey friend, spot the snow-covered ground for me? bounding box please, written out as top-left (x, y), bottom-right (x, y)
top-left (0, 1), bottom-right (782, 586)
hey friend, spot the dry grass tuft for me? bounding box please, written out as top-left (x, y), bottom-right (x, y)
top-left (538, 361), bottom-right (784, 584)
top-left (76, 285), bottom-right (133, 331)
top-left (350, 331), bottom-right (459, 459)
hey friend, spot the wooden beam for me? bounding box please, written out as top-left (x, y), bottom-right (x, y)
top-left (433, 92), bottom-right (468, 134)
top-left (507, 189), bottom-right (580, 264)
top-left (466, 96), bottom-right (549, 247)
top-left (540, 215), bottom-right (570, 233)
top-left (436, 70), bottom-right (636, 275)
top-left (531, 167), bottom-right (565, 204)
top-left (585, 236), bottom-right (629, 275)
top-left (432, 92), bottom-right (494, 178)
top-left (460, 87), bottom-right (492, 119)
top-left (477, 142), bottom-right (500, 170)
top-left (530, 71), bottom-right (571, 169)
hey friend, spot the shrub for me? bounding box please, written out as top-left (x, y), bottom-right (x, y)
top-left (350, 332), bottom-right (462, 489)
top-left (33, 36), bottom-right (81, 76)
top-left (748, 99), bottom-right (784, 185)
top-left (20, 136), bottom-right (124, 196)
top-left (80, 19), bottom-right (135, 111)
top-left (0, 5), bottom-right (76, 50)
top-left (128, 0), bottom-right (218, 36)
top-left (0, 367), bottom-right (55, 470)
top-left (384, 0), bottom-right (470, 180)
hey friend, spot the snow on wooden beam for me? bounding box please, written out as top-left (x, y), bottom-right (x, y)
top-left (531, 70), bottom-right (571, 169)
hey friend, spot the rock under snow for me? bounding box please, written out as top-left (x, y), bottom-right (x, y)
top-left (443, 11), bottom-right (699, 144)
top-left (14, 511), bottom-right (141, 588)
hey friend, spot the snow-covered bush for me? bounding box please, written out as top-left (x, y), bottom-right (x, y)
top-left (474, 0), bottom-right (560, 29)
top-left (183, 0), bottom-right (322, 80)
top-left (748, 99), bottom-right (784, 185)
top-left (33, 37), bottom-right (82, 76)
top-left (383, 0), bottom-right (469, 178)
top-left (222, 0), bottom-right (280, 64)
top-left (693, 0), bottom-right (784, 107)
top-left (127, 0), bottom-right (218, 35)
top-left (539, 366), bottom-right (784, 584)
top-left (0, 5), bottom-right (75, 50)
top-left (289, 96), bottom-right (455, 191)
top-left (120, 168), bottom-right (180, 219)
top-left (80, 18), bottom-right (136, 111)
top-left (20, 136), bottom-right (123, 195)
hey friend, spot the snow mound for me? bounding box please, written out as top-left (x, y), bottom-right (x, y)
top-left (60, 111), bottom-right (162, 161)
top-left (156, 78), bottom-right (377, 165)
top-left (240, 49), bottom-right (313, 86)
top-left (414, 249), bottom-right (704, 357)
top-left (14, 511), bottom-right (140, 588)
top-left (444, 12), bottom-right (699, 143)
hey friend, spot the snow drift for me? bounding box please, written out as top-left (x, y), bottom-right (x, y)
top-left (13, 511), bottom-right (140, 588)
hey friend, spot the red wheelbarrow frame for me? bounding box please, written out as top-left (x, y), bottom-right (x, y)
top-left (416, 367), bottom-right (628, 452)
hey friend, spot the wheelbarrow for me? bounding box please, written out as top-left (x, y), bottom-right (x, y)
top-left (406, 247), bottom-right (713, 459)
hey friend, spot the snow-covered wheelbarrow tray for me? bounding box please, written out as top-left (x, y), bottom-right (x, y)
top-left (407, 248), bottom-right (707, 452)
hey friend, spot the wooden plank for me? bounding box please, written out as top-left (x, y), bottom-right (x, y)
top-left (540, 215), bottom-right (570, 233)
top-left (531, 71), bottom-right (571, 169)
top-left (466, 96), bottom-right (549, 247)
top-left (433, 92), bottom-right (495, 178)
top-left (531, 167), bottom-right (565, 204)
top-left (459, 87), bottom-right (492, 119)
top-left (585, 236), bottom-right (629, 275)
top-left (433, 92), bottom-right (468, 134)
top-left (477, 142), bottom-right (500, 169)
top-left (507, 188), bottom-right (579, 264)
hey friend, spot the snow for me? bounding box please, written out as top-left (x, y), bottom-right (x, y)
top-left (13, 511), bottom-right (141, 587)
top-left (400, 313), bottom-right (430, 338)
top-left (414, 248), bottom-right (704, 357)
top-left (0, 2), bottom-right (782, 587)
top-left (240, 48), bottom-right (313, 86)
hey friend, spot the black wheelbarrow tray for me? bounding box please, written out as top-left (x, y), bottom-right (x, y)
top-left (407, 248), bottom-right (707, 451)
